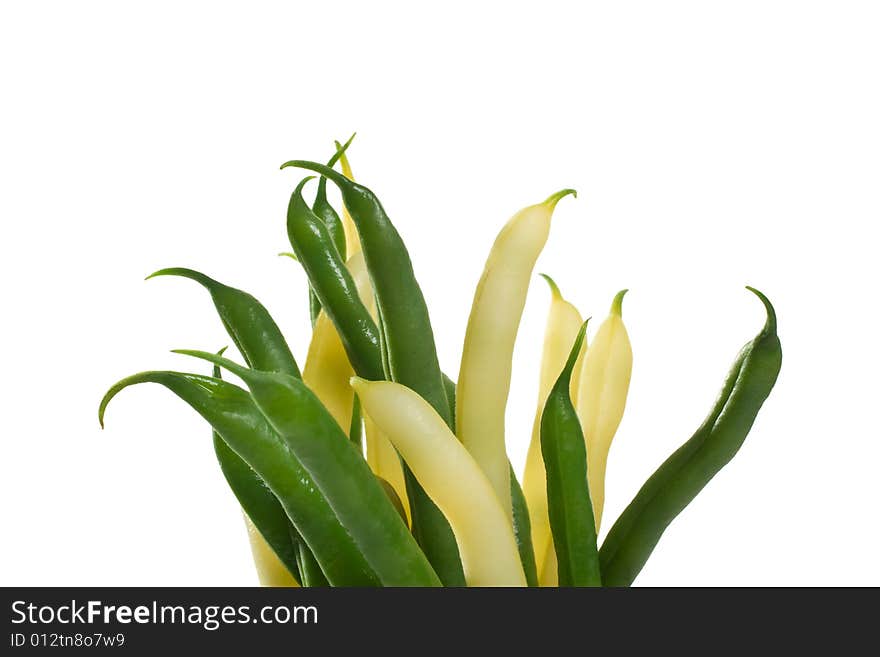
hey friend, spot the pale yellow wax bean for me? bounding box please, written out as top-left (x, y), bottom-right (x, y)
top-left (457, 190), bottom-right (576, 519)
top-left (365, 415), bottom-right (410, 522)
top-left (540, 544), bottom-right (558, 587)
top-left (302, 252), bottom-right (371, 431)
top-left (336, 144), bottom-right (361, 257)
top-left (575, 290), bottom-right (632, 531)
top-left (243, 514), bottom-right (299, 587)
top-left (522, 274), bottom-right (584, 582)
top-left (353, 378), bottom-right (526, 587)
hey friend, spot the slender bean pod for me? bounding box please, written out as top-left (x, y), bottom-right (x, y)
top-left (211, 350), bottom-right (300, 586)
top-left (523, 274), bottom-right (585, 581)
top-left (575, 289), bottom-right (632, 530)
top-left (313, 134), bottom-right (355, 261)
top-left (282, 164), bottom-right (465, 586)
top-left (334, 139), bottom-right (361, 257)
top-left (352, 377), bottom-right (526, 587)
top-left (443, 372), bottom-right (537, 584)
top-left (280, 160), bottom-right (451, 425)
top-left (213, 437), bottom-right (300, 586)
top-left (510, 464), bottom-right (539, 587)
top-left (302, 251), bottom-right (372, 432)
top-left (456, 190), bottom-right (576, 518)
top-left (174, 351), bottom-right (441, 587)
top-left (599, 288), bottom-right (782, 586)
top-left (242, 515), bottom-right (299, 587)
top-left (541, 322), bottom-right (601, 587)
top-left (364, 416), bottom-right (410, 523)
top-left (99, 372), bottom-right (378, 585)
top-left (285, 177), bottom-right (384, 380)
top-left (308, 134), bottom-right (356, 323)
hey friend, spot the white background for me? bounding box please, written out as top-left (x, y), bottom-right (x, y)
top-left (1, 1), bottom-right (878, 586)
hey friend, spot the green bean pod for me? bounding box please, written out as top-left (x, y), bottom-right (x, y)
top-left (279, 160), bottom-right (451, 424)
top-left (541, 322), bottom-right (602, 587)
top-left (296, 540), bottom-right (330, 587)
top-left (599, 288), bottom-right (782, 586)
top-left (285, 174), bottom-right (465, 586)
top-left (99, 371), bottom-right (379, 586)
top-left (510, 464), bottom-right (540, 587)
top-left (210, 351), bottom-right (304, 585)
top-left (313, 135), bottom-right (355, 262)
top-left (146, 268), bottom-right (300, 379)
top-left (308, 134), bottom-right (356, 324)
top-left (174, 350), bottom-right (442, 587)
top-left (212, 435), bottom-right (300, 582)
top-left (285, 177), bottom-right (384, 380)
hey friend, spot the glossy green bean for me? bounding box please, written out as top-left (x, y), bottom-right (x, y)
top-left (599, 288), bottom-right (782, 586)
top-left (99, 371), bottom-right (378, 585)
top-left (174, 350), bottom-right (442, 587)
top-left (313, 135), bottom-right (355, 261)
top-left (212, 435), bottom-right (300, 581)
top-left (211, 351), bottom-right (306, 585)
top-left (541, 322), bottom-right (601, 587)
top-left (146, 268), bottom-right (300, 379)
top-left (285, 173), bottom-right (465, 586)
top-left (279, 160), bottom-right (451, 424)
top-left (308, 134), bottom-right (356, 324)
top-left (285, 177), bottom-right (384, 380)
top-left (510, 464), bottom-right (539, 587)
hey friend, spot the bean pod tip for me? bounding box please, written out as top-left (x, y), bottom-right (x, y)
top-left (542, 188), bottom-right (577, 210)
top-left (745, 286), bottom-right (777, 335)
top-left (611, 288), bottom-right (629, 316)
top-left (538, 273), bottom-right (562, 299)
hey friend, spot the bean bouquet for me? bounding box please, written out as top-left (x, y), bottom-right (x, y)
top-left (100, 137), bottom-right (782, 587)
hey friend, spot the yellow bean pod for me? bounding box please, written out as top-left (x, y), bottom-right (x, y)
top-left (539, 545), bottom-right (559, 586)
top-left (522, 274), bottom-right (585, 582)
top-left (243, 514), bottom-right (299, 587)
top-left (457, 190), bottom-right (576, 518)
top-left (575, 290), bottom-right (632, 531)
top-left (365, 415), bottom-right (410, 522)
top-left (352, 377), bottom-right (526, 587)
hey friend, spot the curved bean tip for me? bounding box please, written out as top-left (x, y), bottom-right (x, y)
top-left (335, 138), bottom-right (355, 179)
top-left (145, 267), bottom-right (216, 288)
top-left (542, 188), bottom-right (577, 210)
top-left (330, 132), bottom-right (356, 165)
top-left (98, 381), bottom-right (124, 429)
top-left (745, 286), bottom-right (777, 334)
top-left (281, 160), bottom-right (349, 189)
top-left (538, 273), bottom-right (562, 300)
top-left (171, 349), bottom-right (252, 381)
top-left (277, 251), bottom-right (299, 261)
top-left (611, 289), bottom-right (629, 317)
